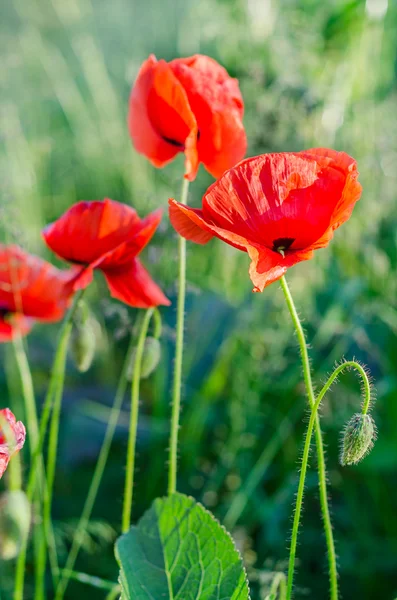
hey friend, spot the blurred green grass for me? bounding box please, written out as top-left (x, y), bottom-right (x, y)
top-left (1, 0), bottom-right (397, 598)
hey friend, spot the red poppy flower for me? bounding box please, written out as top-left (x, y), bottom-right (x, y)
top-left (128, 54), bottom-right (247, 181)
top-left (169, 148), bottom-right (362, 291)
top-left (0, 245), bottom-right (79, 342)
top-left (42, 199), bottom-right (170, 309)
top-left (0, 408), bottom-right (26, 479)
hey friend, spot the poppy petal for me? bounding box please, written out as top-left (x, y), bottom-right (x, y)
top-left (0, 315), bottom-right (33, 343)
top-left (43, 199), bottom-right (144, 266)
top-left (168, 198), bottom-right (250, 251)
top-left (168, 199), bottom-right (214, 245)
top-left (169, 55), bottom-right (247, 178)
top-left (128, 55), bottom-right (199, 180)
top-left (0, 245), bottom-right (78, 322)
top-left (96, 208), bottom-right (163, 269)
top-left (201, 150), bottom-right (361, 251)
top-left (247, 245), bottom-right (314, 292)
top-left (298, 147), bottom-right (362, 232)
top-left (0, 454), bottom-right (10, 479)
top-left (0, 408), bottom-right (26, 479)
top-left (102, 259), bottom-right (170, 308)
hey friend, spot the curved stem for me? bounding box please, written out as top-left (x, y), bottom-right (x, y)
top-left (317, 361), bottom-right (371, 415)
top-left (14, 290), bottom-right (83, 600)
top-left (280, 276), bottom-right (338, 600)
top-left (55, 334), bottom-right (136, 600)
top-left (168, 177), bottom-right (189, 495)
top-left (286, 361), bottom-right (372, 600)
top-left (122, 308), bottom-right (154, 532)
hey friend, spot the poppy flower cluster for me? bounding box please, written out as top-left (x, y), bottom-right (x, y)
top-left (0, 408), bottom-right (26, 479)
top-left (128, 54), bottom-right (247, 181)
top-left (169, 148), bottom-right (362, 291)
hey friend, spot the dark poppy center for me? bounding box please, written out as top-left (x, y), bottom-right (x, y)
top-left (162, 135), bottom-right (185, 148)
top-left (272, 237), bottom-right (295, 253)
top-left (161, 129), bottom-right (200, 149)
top-left (0, 303), bottom-right (11, 319)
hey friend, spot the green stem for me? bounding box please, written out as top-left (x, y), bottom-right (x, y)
top-left (284, 360), bottom-right (372, 600)
top-left (7, 454), bottom-right (22, 491)
top-left (13, 290), bottom-right (83, 600)
top-left (105, 586), bottom-right (122, 600)
top-left (122, 308), bottom-right (154, 533)
top-left (168, 177), bottom-right (189, 495)
top-left (54, 333), bottom-right (136, 600)
top-left (12, 333), bottom-right (52, 600)
top-left (152, 307), bottom-right (162, 339)
top-left (39, 290), bottom-right (84, 596)
top-left (12, 334), bottom-right (39, 453)
top-left (266, 572), bottom-right (287, 600)
top-left (55, 570), bottom-right (116, 591)
top-left (280, 275), bottom-right (338, 600)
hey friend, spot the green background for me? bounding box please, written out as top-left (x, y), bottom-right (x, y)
top-left (1, 0), bottom-right (396, 598)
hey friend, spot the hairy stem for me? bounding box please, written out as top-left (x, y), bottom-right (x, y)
top-left (317, 361), bottom-right (372, 415)
top-left (280, 275), bottom-right (338, 600)
top-left (122, 308), bottom-right (154, 532)
top-left (168, 177), bottom-right (190, 495)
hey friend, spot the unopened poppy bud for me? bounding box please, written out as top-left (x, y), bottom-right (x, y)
top-left (0, 491), bottom-right (31, 560)
top-left (70, 310), bottom-right (96, 373)
top-left (340, 413), bottom-right (376, 466)
top-left (128, 337), bottom-right (161, 380)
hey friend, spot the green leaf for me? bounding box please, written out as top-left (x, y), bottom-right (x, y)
top-left (115, 492), bottom-right (250, 600)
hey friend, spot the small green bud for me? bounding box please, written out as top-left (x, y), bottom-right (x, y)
top-left (70, 321), bottom-right (96, 372)
top-left (128, 337), bottom-right (161, 380)
top-left (0, 491), bottom-right (31, 560)
top-left (340, 413), bottom-right (376, 466)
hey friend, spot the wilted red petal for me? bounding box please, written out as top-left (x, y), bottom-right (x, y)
top-left (169, 149), bottom-right (361, 290)
top-left (103, 258), bottom-right (170, 308)
top-left (128, 55), bottom-right (199, 180)
top-left (0, 408), bottom-right (26, 479)
top-left (0, 245), bottom-right (78, 323)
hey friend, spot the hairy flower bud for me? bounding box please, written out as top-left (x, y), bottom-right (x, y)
top-left (340, 413), bottom-right (376, 466)
top-left (0, 491), bottom-right (31, 560)
top-left (128, 337), bottom-right (161, 380)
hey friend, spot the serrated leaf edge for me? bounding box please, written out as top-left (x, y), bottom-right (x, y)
top-left (115, 492), bottom-right (251, 600)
